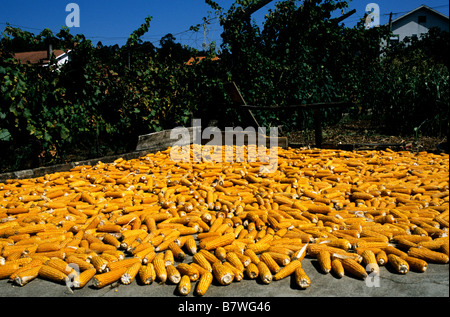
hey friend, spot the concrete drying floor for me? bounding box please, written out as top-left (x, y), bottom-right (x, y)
top-left (1, 255), bottom-right (448, 298)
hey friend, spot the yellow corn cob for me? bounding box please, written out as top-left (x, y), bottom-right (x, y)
top-left (245, 262), bottom-right (259, 279)
top-left (114, 213), bottom-right (138, 225)
top-left (361, 249), bottom-right (379, 273)
top-left (395, 238), bottom-right (418, 250)
top-left (133, 245), bottom-right (155, 262)
top-left (291, 243), bottom-right (308, 262)
top-left (223, 261), bottom-right (243, 282)
top-left (5, 251), bottom-right (22, 262)
top-left (440, 243), bottom-right (448, 256)
top-left (89, 242), bottom-right (117, 254)
top-left (307, 244), bottom-right (356, 259)
top-left (176, 263), bottom-right (199, 281)
top-left (168, 241), bottom-right (186, 261)
top-left (198, 249), bottom-right (221, 264)
top-left (190, 262), bottom-right (210, 276)
top-left (315, 249), bottom-right (331, 274)
top-left (326, 238), bottom-right (352, 251)
top-left (103, 249), bottom-right (125, 261)
top-left (92, 267), bottom-right (128, 288)
top-left (90, 255), bottom-right (109, 273)
top-left (142, 249), bottom-right (157, 265)
top-left (33, 250), bottom-right (65, 260)
top-left (265, 251), bottom-right (291, 266)
top-left (65, 254), bottom-right (94, 271)
top-left (212, 261), bottom-right (234, 285)
top-left (274, 259), bottom-right (302, 280)
top-left (259, 252), bottom-right (280, 274)
top-left (166, 264), bottom-right (181, 284)
top-left (384, 246), bottom-right (408, 258)
top-left (2, 257), bottom-right (33, 268)
top-left (388, 254), bottom-right (409, 274)
top-left (267, 245), bottom-right (294, 257)
top-left (13, 265), bottom-right (41, 286)
top-left (184, 235), bottom-right (197, 255)
top-left (9, 259), bottom-right (43, 280)
top-left (193, 252), bottom-right (213, 272)
top-left (138, 263), bottom-right (156, 285)
top-left (121, 261), bottom-right (142, 285)
top-left (153, 255), bottom-right (167, 283)
top-left (235, 252), bottom-right (251, 267)
top-left (331, 258), bottom-right (344, 278)
top-left (339, 257), bottom-right (368, 280)
top-left (36, 241), bottom-right (61, 253)
top-left (178, 274), bottom-right (191, 296)
top-left (417, 239), bottom-right (447, 250)
top-left (155, 234), bottom-right (180, 252)
top-left (72, 268), bottom-right (96, 288)
top-left (399, 255), bottom-right (427, 272)
top-left (38, 265), bottom-right (69, 284)
top-left (163, 249), bottom-right (174, 266)
top-left (294, 266), bottom-right (311, 289)
top-left (47, 258), bottom-right (77, 279)
top-left (351, 192), bottom-right (375, 201)
top-left (225, 251), bottom-right (245, 272)
top-left (408, 247), bottom-right (449, 264)
top-left (256, 261), bottom-right (272, 284)
top-left (214, 246), bottom-right (227, 261)
top-left (195, 271), bottom-right (213, 296)
top-left (244, 248), bottom-right (260, 264)
top-left (101, 234), bottom-right (122, 249)
top-left (376, 250), bottom-right (388, 266)
top-left (106, 257), bottom-right (141, 272)
top-left (201, 232), bottom-right (235, 251)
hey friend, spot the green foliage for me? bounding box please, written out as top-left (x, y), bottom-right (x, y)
top-left (366, 28), bottom-right (449, 137)
top-left (0, 19), bottom-right (227, 172)
top-left (1, 0), bottom-right (448, 172)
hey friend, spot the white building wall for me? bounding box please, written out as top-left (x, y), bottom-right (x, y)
top-left (391, 8), bottom-right (449, 42)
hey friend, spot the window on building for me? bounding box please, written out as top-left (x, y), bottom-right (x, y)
top-left (418, 15), bottom-right (427, 24)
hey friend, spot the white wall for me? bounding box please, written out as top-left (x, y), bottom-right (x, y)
top-left (391, 8), bottom-right (449, 41)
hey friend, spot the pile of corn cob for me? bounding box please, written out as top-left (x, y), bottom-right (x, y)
top-left (0, 145), bottom-right (448, 295)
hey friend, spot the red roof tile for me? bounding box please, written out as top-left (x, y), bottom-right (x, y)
top-left (13, 49), bottom-right (66, 64)
top-left (186, 56), bottom-right (219, 65)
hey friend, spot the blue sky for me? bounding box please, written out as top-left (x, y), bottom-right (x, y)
top-left (0, 1), bottom-right (448, 49)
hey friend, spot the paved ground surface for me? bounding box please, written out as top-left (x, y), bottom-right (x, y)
top-left (1, 255), bottom-right (448, 298)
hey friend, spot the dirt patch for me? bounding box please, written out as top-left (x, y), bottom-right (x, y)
top-left (284, 119), bottom-right (448, 153)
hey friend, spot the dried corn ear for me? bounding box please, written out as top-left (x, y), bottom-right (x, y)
top-left (13, 266), bottom-right (41, 286)
top-left (72, 268), bottom-right (96, 288)
top-left (256, 261), bottom-right (272, 284)
top-left (92, 267), bottom-right (127, 288)
top-left (408, 247), bottom-right (449, 264)
top-left (195, 271), bottom-right (213, 296)
top-left (178, 274), bottom-right (191, 296)
top-left (388, 254), bottom-right (409, 274)
top-left (339, 257), bottom-right (368, 280)
top-left (273, 259), bottom-right (302, 280)
top-left (139, 263), bottom-right (156, 285)
top-left (38, 265), bottom-right (69, 284)
top-left (294, 266), bottom-right (311, 289)
top-left (212, 261), bottom-right (234, 286)
top-left (121, 261), bottom-right (141, 285)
